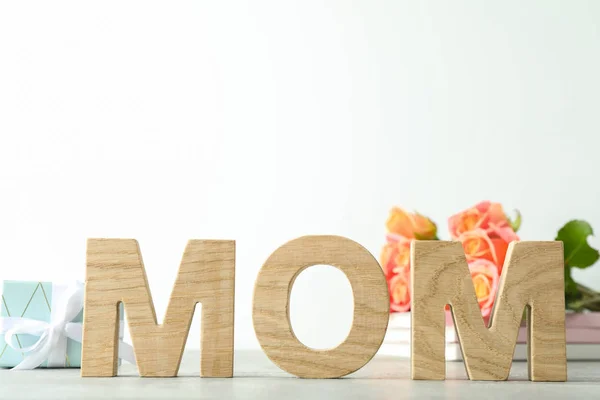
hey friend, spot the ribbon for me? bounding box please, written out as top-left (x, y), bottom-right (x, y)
top-left (0, 281), bottom-right (135, 369)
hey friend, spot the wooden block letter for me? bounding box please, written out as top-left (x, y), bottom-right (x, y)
top-left (82, 239), bottom-right (235, 377)
top-left (253, 235), bottom-right (389, 378)
top-left (411, 241), bottom-right (566, 381)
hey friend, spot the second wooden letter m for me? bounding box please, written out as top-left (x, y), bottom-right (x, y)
top-left (411, 241), bottom-right (566, 382)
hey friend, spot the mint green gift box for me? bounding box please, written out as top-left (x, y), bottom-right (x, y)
top-left (0, 280), bottom-right (124, 368)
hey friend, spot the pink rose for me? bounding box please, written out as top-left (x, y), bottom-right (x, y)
top-left (459, 228), bottom-right (510, 275)
top-left (448, 201), bottom-right (519, 243)
top-left (380, 233), bottom-right (411, 277)
top-left (380, 233), bottom-right (412, 312)
top-left (469, 258), bottom-right (500, 318)
top-left (389, 266), bottom-right (411, 313)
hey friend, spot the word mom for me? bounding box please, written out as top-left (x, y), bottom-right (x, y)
top-left (81, 236), bottom-right (567, 381)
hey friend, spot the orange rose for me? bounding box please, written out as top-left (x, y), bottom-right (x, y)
top-left (459, 229), bottom-right (509, 274)
top-left (386, 207), bottom-right (437, 240)
top-left (469, 259), bottom-right (499, 318)
top-left (380, 233), bottom-right (411, 277)
top-left (448, 201), bottom-right (519, 243)
top-left (389, 267), bottom-right (411, 312)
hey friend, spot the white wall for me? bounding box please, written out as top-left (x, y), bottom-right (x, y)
top-left (1, 1), bottom-right (599, 350)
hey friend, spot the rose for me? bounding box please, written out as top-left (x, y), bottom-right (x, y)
top-left (386, 207), bottom-right (437, 240)
top-left (381, 205), bottom-right (438, 313)
top-left (389, 266), bottom-right (411, 312)
top-left (380, 233), bottom-right (411, 277)
top-left (459, 229), bottom-right (509, 274)
top-left (448, 201), bottom-right (519, 243)
top-left (469, 258), bottom-right (500, 318)
top-left (381, 233), bottom-right (412, 312)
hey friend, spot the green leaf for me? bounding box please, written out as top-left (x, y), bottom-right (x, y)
top-left (556, 220), bottom-right (600, 269)
top-left (506, 209), bottom-right (522, 232)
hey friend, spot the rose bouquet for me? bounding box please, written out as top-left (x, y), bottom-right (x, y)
top-left (381, 201), bottom-right (600, 317)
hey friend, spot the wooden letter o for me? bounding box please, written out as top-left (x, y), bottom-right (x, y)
top-left (252, 235), bottom-right (389, 378)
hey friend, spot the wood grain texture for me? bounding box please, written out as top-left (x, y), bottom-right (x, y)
top-left (82, 239), bottom-right (235, 378)
top-left (411, 241), bottom-right (566, 381)
top-left (253, 235), bottom-right (389, 378)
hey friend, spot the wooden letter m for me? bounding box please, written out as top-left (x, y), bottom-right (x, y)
top-left (411, 241), bottom-right (566, 381)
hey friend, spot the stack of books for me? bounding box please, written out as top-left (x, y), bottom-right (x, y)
top-left (378, 312), bottom-right (600, 360)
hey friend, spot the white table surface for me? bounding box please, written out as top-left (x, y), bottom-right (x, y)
top-left (1, 350), bottom-right (599, 399)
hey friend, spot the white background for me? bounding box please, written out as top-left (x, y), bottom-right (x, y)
top-left (1, 1), bottom-right (599, 350)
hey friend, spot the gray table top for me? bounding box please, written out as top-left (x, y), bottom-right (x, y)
top-left (1, 350), bottom-right (599, 399)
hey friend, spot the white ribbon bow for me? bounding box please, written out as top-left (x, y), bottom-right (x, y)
top-left (0, 281), bottom-right (135, 369)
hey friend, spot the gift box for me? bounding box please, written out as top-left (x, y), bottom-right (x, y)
top-left (0, 280), bottom-right (126, 369)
